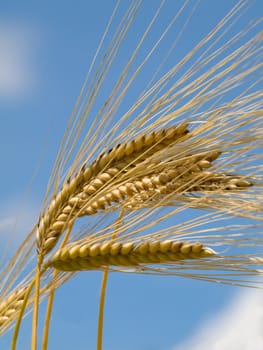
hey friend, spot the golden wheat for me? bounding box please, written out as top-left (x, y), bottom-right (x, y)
top-left (0, 287), bottom-right (27, 330)
top-left (36, 123), bottom-right (189, 255)
top-left (0, 1), bottom-right (262, 349)
top-left (36, 132), bottom-right (253, 258)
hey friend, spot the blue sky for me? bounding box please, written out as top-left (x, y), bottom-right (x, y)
top-left (0, 1), bottom-right (262, 349)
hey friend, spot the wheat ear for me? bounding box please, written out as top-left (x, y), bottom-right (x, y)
top-left (37, 123), bottom-right (189, 255)
top-left (0, 287), bottom-right (28, 330)
top-left (51, 150), bottom-right (222, 218)
top-left (48, 239), bottom-right (216, 271)
top-left (79, 169), bottom-right (252, 215)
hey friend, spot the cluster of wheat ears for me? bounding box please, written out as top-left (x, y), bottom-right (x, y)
top-left (0, 1), bottom-right (263, 349)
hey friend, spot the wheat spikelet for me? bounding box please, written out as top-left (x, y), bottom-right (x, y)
top-left (48, 239), bottom-right (216, 271)
top-left (91, 123), bottom-right (189, 170)
top-left (37, 123), bottom-right (189, 255)
top-left (60, 150), bottom-right (220, 213)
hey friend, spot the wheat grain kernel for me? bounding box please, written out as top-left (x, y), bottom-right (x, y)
top-left (202, 247), bottom-right (217, 256)
top-left (119, 185), bottom-right (128, 196)
top-left (104, 192), bottom-right (113, 203)
top-left (134, 135), bottom-right (144, 151)
top-left (68, 176), bottom-right (78, 194)
top-left (95, 196), bottom-right (106, 207)
top-left (227, 184), bottom-right (239, 190)
top-left (160, 240), bottom-right (173, 252)
top-left (149, 241), bottom-right (160, 253)
top-left (98, 154), bottom-right (109, 169)
top-left (111, 189), bottom-right (122, 200)
top-left (137, 241), bottom-right (149, 254)
top-left (121, 242), bottom-right (134, 255)
top-left (83, 184), bottom-right (96, 194)
top-left (180, 243), bottom-right (192, 254)
top-left (106, 167), bottom-right (119, 176)
top-left (68, 197), bottom-right (82, 206)
top-left (198, 160), bottom-right (211, 168)
top-left (206, 151), bottom-right (221, 161)
top-left (165, 128), bottom-right (176, 139)
top-left (84, 207), bottom-right (97, 215)
top-left (115, 144), bottom-right (126, 160)
top-left (191, 242), bottom-right (203, 254)
top-left (50, 221), bottom-right (65, 231)
top-left (60, 248), bottom-right (70, 262)
top-left (159, 173), bottom-right (169, 184)
top-left (93, 178), bottom-right (104, 188)
top-left (56, 213), bottom-right (68, 221)
top-left (191, 164), bottom-right (202, 173)
top-left (125, 183), bottom-right (137, 195)
top-left (0, 316), bottom-right (9, 325)
top-left (125, 140), bottom-right (135, 156)
top-left (167, 169), bottom-right (178, 178)
top-left (100, 172), bottom-right (112, 182)
top-left (62, 205), bottom-right (73, 214)
top-left (236, 179), bottom-right (252, 187)
top-left (171, 241), bottom-right (182, 253)
top-left (175, 123), bottom-right (188, 135)
top-left (5, 309), bottom-right (16, 317)
top-left (100, 241), bottom-right (111, 255)
top-left (110, 242), bottom-right (122, 255)
top-left (142, 177), bottom-right (153, 189)
top-left (133, 181), bottom-right (144, 191)
top-left (69, 245), bottom-right (80, 259)
top-left (44, 237), bottom-right (58, 253)
top-left (144, 132), bottom-right (155, 146)
top-left (83, 166), bottom-right (92, 181)
top-left (79, 244), bottom-right (90, 257)
top-left (90, 201), bottom-right (100, 210)
top-left (151, 175), bottom-right (161, 186)
top-left (89, 243), bottom-right (101, 257)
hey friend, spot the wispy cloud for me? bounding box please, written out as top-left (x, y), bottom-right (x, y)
top-left (0, 21), bottom-right (37, 101)
top-left (172, 290), bottom-right (263, 350)
top-left (0, 196), bottom-right (39, 248)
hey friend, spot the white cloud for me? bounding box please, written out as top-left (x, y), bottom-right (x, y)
top-left (0, 21), bottom-right (37, 100)
top-left (172, 290), bottom-right (263, 350)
